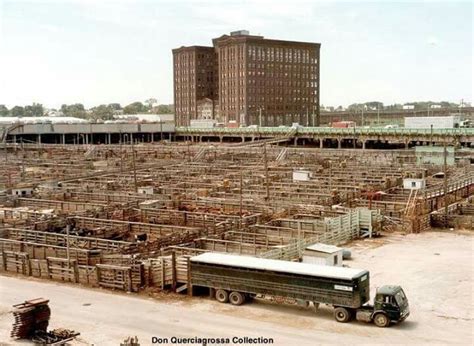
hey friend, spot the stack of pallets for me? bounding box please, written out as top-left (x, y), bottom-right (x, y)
top-left (10, 298), bottom-right (51, 339)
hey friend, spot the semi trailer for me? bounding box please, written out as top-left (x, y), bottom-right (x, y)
top-left (190, 253), bottom-right (409, 327)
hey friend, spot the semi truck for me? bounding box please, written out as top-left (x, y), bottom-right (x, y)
top-left (190, 253), bottom-right (409, 327)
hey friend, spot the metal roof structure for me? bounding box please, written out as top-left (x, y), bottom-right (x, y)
top-left (0, 116), bottom-right (88, 125)
top-left (191, 252), bottom-right (367, 280)
top-left (305, 243), bottom-right (342, 254)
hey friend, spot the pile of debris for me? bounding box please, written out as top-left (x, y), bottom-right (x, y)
top-left (11, 298), bottom-right (51, 339)
top-left (31, 329), bottom-right (80, 345)
top-left (10, 298), bottom-right (79, 345)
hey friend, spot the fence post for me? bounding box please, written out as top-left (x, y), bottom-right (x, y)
top-left (161, 259), bottom-right (165, 290)
top-left (25, 254), bottom-right (31, 276)
top-left (171, 252), bottom-right (177, 291)
top-left (187, 257), bottom-right (193, 297)
top-left (1, 251), bottom-right (6, 271)
top-left (73, 260), bottom-right (79, 283)
top-left (45, 257), bottom-right (52, 279)
top-left (127, 268), bottom-right (133, 292)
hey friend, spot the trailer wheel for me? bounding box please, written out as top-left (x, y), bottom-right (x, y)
top-left (334, 307), bottom-right (351, 323)
top-left (215, 289), bottom-right (229, 303)
top-left (374, 313), bottom-right (390, 328)
top-left (229, 291), bottom-right (245, 306)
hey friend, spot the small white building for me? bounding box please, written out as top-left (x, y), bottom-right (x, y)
top-left (403, 105), bottom-right (415, 110)
top-left (293, 170), bottom-right (312, 182)
top-left (11, 187), bottom-right (34, 197)
top-left (138, 186), bottom-right (154, 195)
top-left (430, 104), bottom-right (442, 109)
top-left (302, 243), bottom-right (344, 267)
top-left (403, 178), bottom-right (426, 190)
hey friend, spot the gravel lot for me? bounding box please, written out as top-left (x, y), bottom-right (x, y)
top-left (0, 231), bottom-right (472, 345)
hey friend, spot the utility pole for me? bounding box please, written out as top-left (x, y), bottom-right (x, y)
top-left (377, 105), bottom-right (380, 126)
top-left (353, 126), bottom-right (356, 149)
top-left (119, 131), bottom-right (123, 174)
top-left (443, 142), bottom-right (448, 228)
top-left (263, 143), bottom-right (269, 201)
top-left (430, 124), bottom-right (433, 146)
top-left (131, 138), bottom-right (138, 193)
top-left (239, 169), bottom-right (243, 229)
top-left (259, 108), bottom-right (262, 127)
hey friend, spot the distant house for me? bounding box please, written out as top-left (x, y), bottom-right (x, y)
top-left (430, 104), bottom-right (442, 109)
top-left (403, 105), bottom-right (415, 110)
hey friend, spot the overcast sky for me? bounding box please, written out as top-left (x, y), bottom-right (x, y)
top-left (0, 0), bottom-right (472, 109)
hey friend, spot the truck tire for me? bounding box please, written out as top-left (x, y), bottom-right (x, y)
top-left (334, 307), bottom-right (351, 323)
top-left (229, 291), bottom-right (245, 306)
top-left (215, 289), bottom-right (229, 303)
top-left (373, 313), bottom-right (390, 328)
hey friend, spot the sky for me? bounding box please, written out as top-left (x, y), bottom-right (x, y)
top-left (0, 0), bottom-right (472, 109)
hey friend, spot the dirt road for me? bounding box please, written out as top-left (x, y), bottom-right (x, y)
top-left (0, 231), bottom-right (472, 345)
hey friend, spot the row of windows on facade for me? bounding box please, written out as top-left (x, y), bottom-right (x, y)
top-left (176, 45), bottom-right (315, 62)
top-left (218, 71), bottom-right (317, 80)
top-left (219, 89), bottom-right (317, 98)
top-left (218, 80), bottom-right (317, 89)
top-left (175, 62), bottom-right (317, 76)
top-left (217, 45), bottom-right (313, 59)
top-left (175, 71), bottom-right (195, 77)
top-left (220, 95), bottom-right (315, 105)
top-left (174, 61), bottom-right (195, 68)
top-left (219, 104), bottom-right (315, 112)
top-left (218, 62), bottom-right (317, 72)
top-left (217, 47), bottom-right (315, 64)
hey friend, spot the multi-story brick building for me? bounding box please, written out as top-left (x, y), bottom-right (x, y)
top-left (172, 46), bottom-right (216, 127)
top-left (173, 31), bottom-right (320, 127)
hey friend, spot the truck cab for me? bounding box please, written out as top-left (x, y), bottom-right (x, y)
top-left (373, 285), bottom-right (410, 327)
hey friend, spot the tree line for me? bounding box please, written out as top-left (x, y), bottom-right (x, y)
top-left (320, 101), bottom-right (464, 112)
top-left (345, 101), bottom-right (461, 112)
top-left (0, 100), bottom-right (174, 120)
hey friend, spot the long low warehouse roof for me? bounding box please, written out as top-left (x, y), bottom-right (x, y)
top-left (0, 116), bottom-right (89, 124)
top-left (191, 252), bottom-right (368, 280)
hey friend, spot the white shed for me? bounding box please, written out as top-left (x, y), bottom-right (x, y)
top-left (11, 188), bottom-right (34, 197)
top-left (138, 186), bottom-right (154, 195)
top-left (293, 170), bottom-right (312, 182)
top-left (403, 178), bottom-right (426, 190)
top-left (302, 243), bottom-right (344, 267)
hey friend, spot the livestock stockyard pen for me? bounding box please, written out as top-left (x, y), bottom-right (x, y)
top-left (189, 253), bottom-right (409, 327)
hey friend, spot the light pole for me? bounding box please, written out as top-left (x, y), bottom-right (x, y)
top-left (377, 105), bottom-right (380, 126)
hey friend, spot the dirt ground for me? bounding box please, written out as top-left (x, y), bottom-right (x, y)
top-left (0, 231), bottom-right (472, 345)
